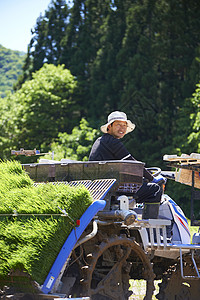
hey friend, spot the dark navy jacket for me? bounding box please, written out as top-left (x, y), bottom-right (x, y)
top-left (89, 133), bottom-right (153, 181)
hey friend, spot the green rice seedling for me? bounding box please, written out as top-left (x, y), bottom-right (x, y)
top-left (0, 160), bottom-right (23, 175)
top-left (0, 161), bottom-right (93, 288)
top-left (0, 161), bottom-right (33, 193)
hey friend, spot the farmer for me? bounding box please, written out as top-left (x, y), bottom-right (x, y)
top-left (89, 111), bottom-right (164, 217)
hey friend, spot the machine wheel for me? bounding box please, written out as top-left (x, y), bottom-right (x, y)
top-left (81, 234), bottom-right (155, 300)
top-left (156, 258), bottom-right (200, 300)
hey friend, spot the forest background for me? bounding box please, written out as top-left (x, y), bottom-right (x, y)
top-left (1, 0), bottom-right (200, 217)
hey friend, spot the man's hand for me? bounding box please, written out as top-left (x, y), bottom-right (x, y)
top-left (152, 174), bottom-right (166, 184)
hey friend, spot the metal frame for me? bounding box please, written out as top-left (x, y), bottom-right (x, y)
top-left (135, 219), bottom-right (200, 279)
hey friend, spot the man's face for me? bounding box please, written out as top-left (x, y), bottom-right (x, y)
top-left (107, 120), bottom-right (127, 139)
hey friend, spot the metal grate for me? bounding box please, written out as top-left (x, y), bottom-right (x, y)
top-left (33, 181), bottom-right (69, 187)
top-left (87, 179), bottom-right (116, 200)
top-left (68, 180), bottom-right (92, 189)
top-left (34, 179), bottom-right (116, 201)
top-left (61, 179), bottom-right (116, 200)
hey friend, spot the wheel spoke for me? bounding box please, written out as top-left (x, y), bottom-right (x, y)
top-left (81, 235), bottom-right (155, 300)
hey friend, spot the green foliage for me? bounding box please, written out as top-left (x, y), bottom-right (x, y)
top-left (186, 82), bottom-right (200, 152)
top-left (0, 45), bottom-right (25, 97)
top-left (0, 161), bottom-right (93, 286)
top-left (43, 118), bottom-right (98, 161)
top-left (0, 64), bottom-right (78, 159)
top-left (13, 0), bottom-right (200, 166)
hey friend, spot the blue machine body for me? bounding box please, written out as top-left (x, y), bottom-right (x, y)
top-left (41, 199), bottom-right (106, 294)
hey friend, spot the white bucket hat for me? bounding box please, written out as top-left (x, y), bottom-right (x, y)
top-left (100, 111), bottom-right (135, 134)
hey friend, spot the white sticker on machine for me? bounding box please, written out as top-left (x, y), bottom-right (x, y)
top-left (46, 276), bottom-right (55, 289)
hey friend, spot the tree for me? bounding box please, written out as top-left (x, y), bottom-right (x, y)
top-left (59, 0), bottom-right (114, 117)
top-left (14, 0), bottom-right (200, 166)
top-left (0, 64), bottom-right (78, 159)
top-left (15, 0), bottom-right (70, 87)
top-left (0, 45), bottom-right (25, 97)
top-left (113, 0), bottom-right (200, 165)
top-left (42, 118), bottom-right (98, 161)
top-left (185, 81), bottom-right (200, 152)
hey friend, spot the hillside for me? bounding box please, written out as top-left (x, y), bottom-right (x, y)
top-left (0, 44), bottom-right (25, 97)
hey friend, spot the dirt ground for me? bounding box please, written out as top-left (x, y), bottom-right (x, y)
top-left (0, 280), bottom-right (160, 299)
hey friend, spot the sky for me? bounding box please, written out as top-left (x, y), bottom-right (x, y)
top-left (0, 0), bottom-right (52, 53)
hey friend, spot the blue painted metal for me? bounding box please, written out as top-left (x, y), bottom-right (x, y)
top-left (41, 199), bottom-right (106, 294)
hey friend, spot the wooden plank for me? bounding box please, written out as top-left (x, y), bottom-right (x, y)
top-left (175, 168), bottom-right (200, 189)
top-left (163, 153), bottom-right (200, 188)
top-left (163, 153), bottom-right (200, 164)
